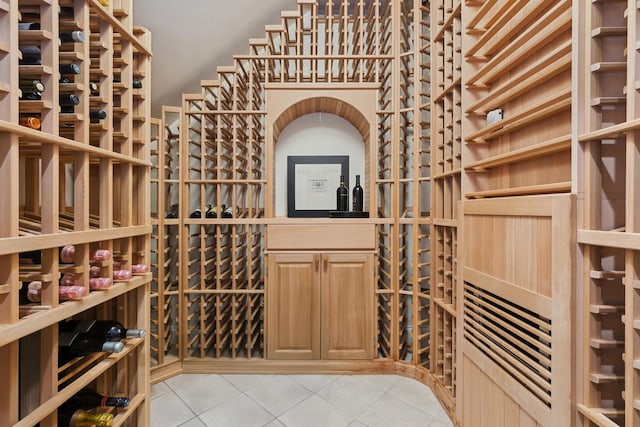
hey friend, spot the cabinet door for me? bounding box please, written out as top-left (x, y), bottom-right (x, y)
top-left (321, 253), bottom-right (374, 360)
top-left (267, 253), bottom-right (321, 359)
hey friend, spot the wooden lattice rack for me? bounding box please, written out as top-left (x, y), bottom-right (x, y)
top-left (0, 0), bottom-right (152, 425)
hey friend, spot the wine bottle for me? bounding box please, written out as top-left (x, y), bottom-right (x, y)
top-left (90, 248), bottom-right (111, 261)
top-left (97, 0), bottom-right (110, 6)
top-left (60, 63), bottom-right (81, 75)
top-left (90, 110), bottom-right (107, 120)
top-left (60, 319), bottom-right (145, 340)
top-left (21, 92), bottom-right (42, 101)
top-left (57, 407), bottom-right (113, 427)
top-left (19, 46), bottom-right (41, 56)
top-left (18, 22), bottom-right (40, 30)
top-left (27, 281), bottom-right (87, 302)
top-left (61, 245), bottom-right (75, 263)
top-left (166, 203), bottom-right (179, 218)
top-left (20, 79), bottom-right (45, 93)
top-left (222, 205), bottom-right (234, 218)
top-left (89, 81), bottom-right (100, 94)
top-left (60, 273), bottom-right (76, 286)
top-left (68, 387), bottom-right (130, 409)
top-left (190, 208), bottom-right (202, 218)
top-left (113, 269), bottom-right (132, 280)
top-left (132, 79), bottom-right (143, 89)
top-left (89, 277), bottom-right (112, 289)
top-left (131, 264), bottom-right (148, 274)
top-left (89, 265), bottom-right (102, 278)
top-left (60, 94), bottom-right (80, 106)
top-left (19, 116), bottom-right (41, 130)
top-left (20, 56), bottom-right (42, 65)
top-left (205, 204), bottom-right (217, 218)
top-left (336, 175), bottom-right (348, 211)
top-left (60, 30), bottom-right (85, 43)
top-left (352, 174), bottom-right (364, 212)
top-left (59, 331), bottom-right (124, 362)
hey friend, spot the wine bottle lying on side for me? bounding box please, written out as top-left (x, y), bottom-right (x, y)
top-left (60, 319), bottom-right (145, 341)
top-left (67, 387), bottom-right (130, 409)
top-left (58, 331), bottom-right (124, 364)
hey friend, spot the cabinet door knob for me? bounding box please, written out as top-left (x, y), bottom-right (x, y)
top-left (314, 255), bottom-right (320, 271)
top-left (323, 258), bottom-right (328, 272)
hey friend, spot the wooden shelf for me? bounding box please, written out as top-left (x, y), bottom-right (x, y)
top-left (1, 1), bottom-right (153, 424)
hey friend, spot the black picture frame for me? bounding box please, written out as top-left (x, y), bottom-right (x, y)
top-left (287, 155), bottom-right (349, 217)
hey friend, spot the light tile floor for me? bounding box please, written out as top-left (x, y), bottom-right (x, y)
top-left (151, 374), bottom-right (454, 427)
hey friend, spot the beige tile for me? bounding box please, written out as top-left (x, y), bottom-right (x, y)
top-left (173, 374), bottom-right (240, 414)
top-left (198, 393), bottom-right (274, 427)
top-left (349, 374), bottom-right (403, 393)
top-left (150, 391), bottom-right (195, 427)
top-left (178, 417), bottom-right (207, 427)
top-left (289, 374), bottom-right (341, 392)
top-left (221, 374), bottom-right (274, 392)
top-left (387, 377), bottom-right (443, 414)
top-left (316, 375), bottom-right (385, 418)
top-left (245, 375), bottom-right (312, 416)
top-left (278, 395), bottom-right (352, 427)
top-left (358, 394), bottom-right (435, 427)
top-left (151, 381), bottom-right (171, 398)
top-left (165, 374), bottom-right (210, 391)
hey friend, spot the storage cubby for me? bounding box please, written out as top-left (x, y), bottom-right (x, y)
top-left (0, 0), bottom-right (151, 425)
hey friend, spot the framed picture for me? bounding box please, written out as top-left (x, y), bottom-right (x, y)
top-left (287, 155), bottom-right (349, 217)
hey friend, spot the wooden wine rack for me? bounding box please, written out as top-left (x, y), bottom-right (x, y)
top-left (576, 1), bottom-right (640, 425)
top-left (430, 0), bottom-right (460, 408)
top-left (148, 107), bottom-right (181, 378)
top-left (0, 0), bottom-right (152, 425)
top-left (460, 0), bottom-right (573, 425)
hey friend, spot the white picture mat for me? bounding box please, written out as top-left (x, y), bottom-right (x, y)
top-left (294, 163), bottom-right (342, 210)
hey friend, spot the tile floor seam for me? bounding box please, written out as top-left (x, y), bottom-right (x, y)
top-left (277, 393), bottom-right (356, 427)
top-left (241, 388), bottom-right (284, 421)
top-left (169, 389), bottom-right (200, 419)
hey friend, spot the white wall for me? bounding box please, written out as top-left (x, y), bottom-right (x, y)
top-left (275, 113), bottom-right (365, 217)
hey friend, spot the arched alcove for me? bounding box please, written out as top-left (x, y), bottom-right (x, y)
top-left (265, 87), bottom-right (378, 217)
top-left (274, 113), bottom-right (365, 216)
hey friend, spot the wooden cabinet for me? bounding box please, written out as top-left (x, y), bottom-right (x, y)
top-left (266, 224), bottom-right (375, 361)
top-left (320, 253), bottom-right (374, 360)
top-left (267, 253), bottom-right (320, 360)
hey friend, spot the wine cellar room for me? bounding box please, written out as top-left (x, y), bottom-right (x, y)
top-left (0, 0), bottom-right (638, 426)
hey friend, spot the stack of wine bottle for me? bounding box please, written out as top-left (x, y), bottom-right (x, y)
top-left (18, 246), bottom-right (148, 304)
top-left (59, 319), bottom-right (145, 364)
top-left (166, 203), bottom-right (234, 218)
top-left (336, 174), bottom-right (364, 212)
top-left (58, 386), bottom-right (129, 427)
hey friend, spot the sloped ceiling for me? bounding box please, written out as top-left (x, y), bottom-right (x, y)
top-left (133, 0), bottom-right (297, 117)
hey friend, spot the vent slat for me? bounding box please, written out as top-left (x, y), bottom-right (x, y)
top-left (464, 282), bottom-right (552, 408)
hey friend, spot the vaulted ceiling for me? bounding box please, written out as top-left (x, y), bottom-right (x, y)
top-left (133, 0), bottom-right (297, 117)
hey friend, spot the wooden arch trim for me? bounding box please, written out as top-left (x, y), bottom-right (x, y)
top-left (272, 96), bottom-right (371, 141)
